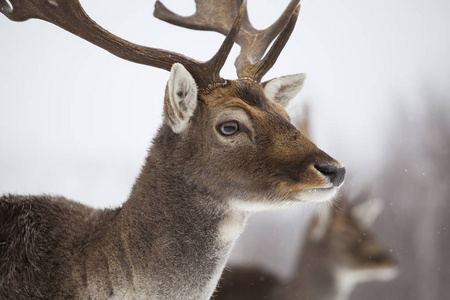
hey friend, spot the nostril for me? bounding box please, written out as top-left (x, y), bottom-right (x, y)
top-left (314, 164), bottom-right (346, 187)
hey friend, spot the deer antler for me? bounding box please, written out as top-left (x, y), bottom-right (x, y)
top-left (0, 0), bottom-right (246, 89)
top-left (154, 0), bottom-right (301, 82)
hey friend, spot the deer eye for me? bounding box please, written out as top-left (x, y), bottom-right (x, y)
top-left (218, 121), bottom-right (240, 136)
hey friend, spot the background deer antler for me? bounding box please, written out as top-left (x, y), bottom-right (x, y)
top-left (0, 0), bottom-right (246, 88)
top-left (154, 0), bottom-right (301, 81)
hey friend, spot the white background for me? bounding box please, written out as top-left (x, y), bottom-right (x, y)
top-left (1, 0), bottom-right (450, 299)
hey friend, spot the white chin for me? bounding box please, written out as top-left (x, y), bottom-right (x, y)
top-left (229, 187), bottom-right (340, 212)
top-left (296, 187), bottom-right (339, 203)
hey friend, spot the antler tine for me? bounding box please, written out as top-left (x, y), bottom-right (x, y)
top-left (235, 0), bottom-right (300, 71)
top-left (0, 0), bottom-right (245, 89)
top-left (154, 0), bottom-right (241, 36)
top-left (244, 5), bottom-right (300, 82)
top-left (205, 0), bottom-right (246, 84)
top-left (154, 0), bottom-right (301, 82)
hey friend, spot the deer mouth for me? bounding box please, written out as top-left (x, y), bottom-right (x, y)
top-left (295, 186), bottom-right (340, 203)
top-left (228, 183), bottom-right (340, 211)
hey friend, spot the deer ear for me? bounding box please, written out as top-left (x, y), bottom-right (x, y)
top-left (262, 73), bottom-right (306, 108)
top-left (164, 63), bottom-right (198, 133)
top-left (352, 198), bottom-right (384, 227)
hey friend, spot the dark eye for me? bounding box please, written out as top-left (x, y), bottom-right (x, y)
top-left (218, 121), bottom-right (240, 136)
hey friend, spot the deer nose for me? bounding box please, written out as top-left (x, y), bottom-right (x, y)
top-left (314, 164), bottom-right (346, 187)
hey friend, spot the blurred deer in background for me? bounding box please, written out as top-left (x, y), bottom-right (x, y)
top-left (214, 194), bottom-right (398, 300)
top-left (1, 0), bottom-right (345, 299)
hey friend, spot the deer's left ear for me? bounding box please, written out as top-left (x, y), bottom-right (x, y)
top-left (262, 73), bottom-right (306, 108)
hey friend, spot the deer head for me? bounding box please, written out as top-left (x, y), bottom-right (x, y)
top-left (1, 0), bottom-right (344, 205)
top-left (310, 197), bottom-right (398, 288)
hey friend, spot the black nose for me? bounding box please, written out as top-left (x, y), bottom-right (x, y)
top-left (314, 164), bottom-right (346, 187)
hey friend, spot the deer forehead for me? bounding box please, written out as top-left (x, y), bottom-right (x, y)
top-left (200, 81), bottom-right (292, 126)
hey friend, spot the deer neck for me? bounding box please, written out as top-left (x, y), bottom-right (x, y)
top-left (283, 240), bottom-right (339, 300)
top-left (89, 126), bottom-right (248, 300)
top-left (289, 241), bottom-right (382, 300)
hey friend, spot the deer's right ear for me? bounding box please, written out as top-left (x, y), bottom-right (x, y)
top-left (262, 73), bottom-right (306, 108)
top-left (352, 198), bottom-right (384, 227)
top-left (164, 63), bottom-right (198, 134)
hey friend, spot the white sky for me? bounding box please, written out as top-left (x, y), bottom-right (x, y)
top-left (1, 0), bottom-right (450, 276)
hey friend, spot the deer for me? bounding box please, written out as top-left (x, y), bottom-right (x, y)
top-left (214, 195), bottom-right (398, 300)
top-left (0, 0), bottom-right (346, 299)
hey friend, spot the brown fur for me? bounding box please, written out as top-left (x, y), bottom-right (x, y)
top-left (0, 195), bottom-right (119, 299)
